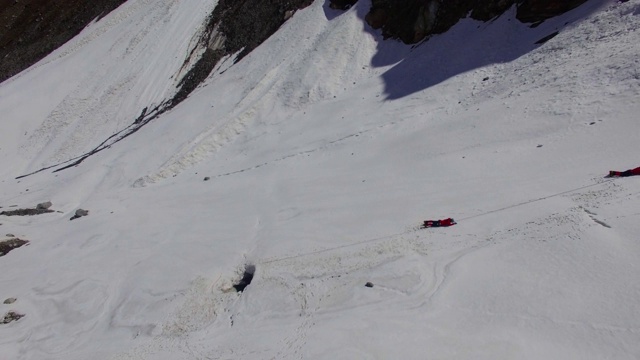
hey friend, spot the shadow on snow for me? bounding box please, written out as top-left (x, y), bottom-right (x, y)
top-left (324, 0), bottom-right (609, 100)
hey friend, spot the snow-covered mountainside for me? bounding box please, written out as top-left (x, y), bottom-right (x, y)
top-left (1, 0), bottom-right (640, 359)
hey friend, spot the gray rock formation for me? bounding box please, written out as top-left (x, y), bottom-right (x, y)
top-left (328, 0), bottom-right (588, 44)
top-left (0, 238), bottom-right (29, 257)
top-left (70, 208), bottom-right (89, 221)
top-left (1, 311), bottom-right (24, 324)
top-left (36, 202), bottom-right (52, 210)
top-left (1, 207), bottom-right (53, 216)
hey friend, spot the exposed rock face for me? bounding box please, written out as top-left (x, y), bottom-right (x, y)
top-left (70, 208), bottom-right (89, 221)
top-left (1, 0), bottom-right (313, 95)
top-left (360, 0), bottom-right (588, 44)
top-left (173, 0), bottom-right (314, 107)
top-left (1, 311), bottom-right (24, 324)
top-left (36, 202), bottom-right (53, 210)
top-left (365, 0), bottom-right (509, 43)
top-left (1, 0), bottom-right (589, 84)
top-left (0, 0), bottom-right (128, 83)
top-left (0, 238), bottom-right (29, 257)
top-left (329, 0), bottom-right (359, 10)
top-left (516, 0), bottom-right (589, 23)
top-left (0, 208), bottom-right (53, 216)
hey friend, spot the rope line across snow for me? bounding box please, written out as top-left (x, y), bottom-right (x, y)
top-left (457, 178), bottom-right (614, 221)
top-left (258, 178), bottom-right (615, 265)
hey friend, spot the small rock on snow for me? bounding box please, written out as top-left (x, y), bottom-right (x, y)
top-left (36, 201), bottom-right (52, 210)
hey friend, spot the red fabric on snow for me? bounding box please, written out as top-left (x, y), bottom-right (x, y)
top-left (610, 167), bottom-right (640, 177)
top-left (439, 218), bottom-right (455, 227)
top-left (422, 218), bottom-right (456, 228)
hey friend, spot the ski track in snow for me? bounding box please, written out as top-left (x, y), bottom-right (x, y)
top-left (112, 176), bottom-right (640, 359)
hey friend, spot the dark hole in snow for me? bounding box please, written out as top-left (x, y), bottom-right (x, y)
top-left (365, 282), bottom-right (374, 288)
top-left (233, 265), bottom-right (255, 292)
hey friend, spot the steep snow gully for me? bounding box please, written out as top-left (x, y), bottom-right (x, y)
top-left (1, 0), bottom-right (640, 359)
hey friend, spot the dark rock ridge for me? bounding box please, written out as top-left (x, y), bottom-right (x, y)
top-left (0, 0), bottom-right (128, 83)
top-left (331, 0), bottom-right (587, 44)
top-left (172, 0), bottom-right (314, 108)
top-left (1, 311), bottom-right (25, 324)
top-left (0, 201), bottom-right (54, 216)
top-left (0, 238), bottom-right (29, 257)
top-left (516, 0), bottom-right (590, 23)
top-left (0, 208), bottom-right (53, 216)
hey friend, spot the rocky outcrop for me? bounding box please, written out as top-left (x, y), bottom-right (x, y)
top-left (329, 0), bottom-right (359, 10)
top-left (1, 0), bottom-right (590, 84)
top-left (172, 0), bottom-right (314, 107)
top-left (516, 0), bottom-right (589, 23)
top-left (70, 208), bottom-right (89, 221)
top-left (364, 0), bottom-right (514, 43)
top-left (1, 311), bottom-right (25, 324)
top-left (0, 0), bottom-right (128, 83)
top-left (0, 0), bottom-right (313, 95)
top-left (0, 208), bottom-right (53, 216)
top-left (0, 202), bottom-right (54, 216)
top-left (0, 238), bottom-right (29, 257)
top-left (36, 202), bottom-right (53, 210)
top-left (349, 0), bottom-right (589, 44)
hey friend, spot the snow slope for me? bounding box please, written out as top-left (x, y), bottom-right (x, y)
top-left (1, 0), bottom-right (640, 359)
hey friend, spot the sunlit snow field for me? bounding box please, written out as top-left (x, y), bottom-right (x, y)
top-left (1, 0), bottom-right (640, 359)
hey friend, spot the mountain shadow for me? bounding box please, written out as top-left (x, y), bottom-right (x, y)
top-left (326, 0), bottom-right (608, 100)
